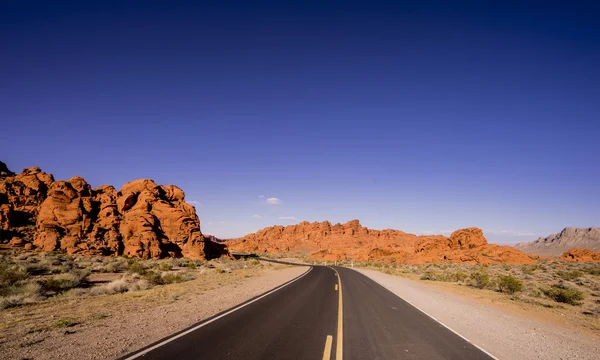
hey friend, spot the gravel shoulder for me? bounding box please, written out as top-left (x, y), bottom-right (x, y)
top-left (355, 268), bottom-right (600, 360)
top-left (0, 264), bottom-right (307, 360)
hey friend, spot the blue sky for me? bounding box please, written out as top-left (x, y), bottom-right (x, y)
top-left (1, 1), bottom-right (599, 242)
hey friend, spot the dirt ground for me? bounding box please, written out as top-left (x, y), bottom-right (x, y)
top-left (0, 256), bottom-right (307, 360)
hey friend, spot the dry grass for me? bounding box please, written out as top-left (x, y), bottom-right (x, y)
top-left (0, 251), bottom-right (267, 311)
top-left (354, 259), bottom-right (600, 332)
top-left (0, 251), bottom-right (275, 353)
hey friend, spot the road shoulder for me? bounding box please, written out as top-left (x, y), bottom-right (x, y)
top-left (355, 268), bottom-right (600, 360)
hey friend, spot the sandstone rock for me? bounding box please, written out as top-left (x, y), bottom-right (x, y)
top-left (0, 165), bottom-right (54, 242)
top-left (559, 248), bottom-right (600, 262)
top-left (0, 204), bottom-right (13, 231)
top-left (228, 220), bottom-right (535, 264)
top-left (34, 178), bottom-right (94, 253)
top-left (0, 162), bottom-right (228, 259)
top-left (449, 228), bottom-right (488, 249)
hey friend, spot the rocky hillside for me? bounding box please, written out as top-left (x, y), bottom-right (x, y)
top-left (227, 219), bottom-right (535, 264)
top-left (515, 227), bottom-right (600, 257)
top-left (0, 161), bottom-right (228, 259)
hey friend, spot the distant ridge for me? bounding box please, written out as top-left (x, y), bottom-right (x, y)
top-left (228, 219), bottom-right (535, 264)
top-left (515, 227), bottom-right (600, 257)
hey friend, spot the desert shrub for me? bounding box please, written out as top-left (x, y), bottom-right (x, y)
top-left (587, 267), bottom-right (600, 276)
top-left (42, 270), bottom-right (89, 293)
top-left (0, 282), bottom-right (44, 309)
top-left (521, 264), bottom-right (539, 275)
top-left (143, 271), bottom-right (189, 285)
top-left (541, 286), bottom-right (584, 305)
top-left (23, 262), bottom-right (51, 275)
top-left (419, 271), bottom-right (436, 281)
top-left (0, 261), bottom-right (29, 288)
top-left (90, 276), bottom-right (152, 296)
top-left (249, 259), bottom-right (261, 266)
top-left (470, 271), bottom-right (490, 289)
top-left (128, 260), bottom-right (146, 275)
top-left (556, 270), bottom-right (583, 281)
top-left (498, 275), bottom-right (523, 294)
top-left (90, 279), bottom-right (129, 296)
top-left (103, 259), bottom-right (128, 273)
top-left (215, 268), bottom-right (226, 274)
top-left (156, 262), bottom-right (173, 271)
top-left (169, 258), bottom-right (185, 267)
top-left (184, 261), bottom-right (197, 270)
top-left (444, 270), bottom-right (468, 283)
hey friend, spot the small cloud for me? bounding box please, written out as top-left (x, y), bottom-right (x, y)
top-left (266, 197), bottom-right (281, 205)
top-left (257, 195), bottom-right (265, 198)
top-left (219, 221), bottom-right (226, 224)
top-left (188, 200), bottom-right (201, 205)
top-left (419, 230), bottom-right (435, 235)
top-left (278, 216), bottom-right (298, 220)
top-left (251, 214), bottom-right (264, 219)
top-left (439, 230), bottom-right (453, 235)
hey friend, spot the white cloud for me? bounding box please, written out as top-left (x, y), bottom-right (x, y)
top-left (251, 214), bottom-right (264, 219)
top-left (188, 200), bottom-right (201, 205)
top-left (219, 221), bottom-right (226, 224)
top-left (419, 230), bottom-right (435, 235)
top-left (439, 229), bottom-right (454, 235)
top-left (257, 195), bottom-right (265, 198)
top-left (278, 216), bottom-right (298, 220)
top-left (266, 197), bottom-right (281, 205)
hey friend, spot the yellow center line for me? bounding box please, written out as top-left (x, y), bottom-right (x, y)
top-left (335, 284), bottom-right (338, 291)
top-left (329, 267), bottom-right (343, 360)
top-left (322, 335), bottom-right (333, 360)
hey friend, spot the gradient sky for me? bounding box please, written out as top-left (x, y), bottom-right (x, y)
top-left (1, 1), bottom-right (599, 242)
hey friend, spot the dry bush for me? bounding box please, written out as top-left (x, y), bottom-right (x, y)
top-left (541, 286), bottom-right (585, 306)
top-left (470, 271), bottom-right (490, 289)
top-left (42, 270), bottom-right (90, 294)
top-left (498, 275), bottom-right (523, 294)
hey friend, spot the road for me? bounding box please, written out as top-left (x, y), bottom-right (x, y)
top-left (122, 264), bottom-right (494, 360)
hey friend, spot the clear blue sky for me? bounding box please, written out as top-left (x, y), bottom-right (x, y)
top-left (1, 1), bottom-right (599, 242)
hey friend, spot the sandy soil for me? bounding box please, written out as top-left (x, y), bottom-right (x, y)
top-left (356, 268), bottom-right (600, 360)
top-left (0, 265), bottom-right (307, 360)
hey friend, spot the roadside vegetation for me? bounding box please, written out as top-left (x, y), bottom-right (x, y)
top-left (0, 251), bottom-right (268, 310)
top-left (329, 259), bottom-right (600, 318)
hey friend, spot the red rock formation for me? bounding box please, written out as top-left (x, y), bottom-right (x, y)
top-left (0, 165), bottom-right (54, 242)
top-left (0, 162), bottom-right (228, 260)
top-left (228, 220), bottom-right (536, 264)
top-left (559, 248), bottom-right (600, 262)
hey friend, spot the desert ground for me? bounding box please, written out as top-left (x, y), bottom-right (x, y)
top-left (0, 250), bottom-right (305, 360)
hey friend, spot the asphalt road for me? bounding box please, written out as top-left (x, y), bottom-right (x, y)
top-left (122, 264), bottom-right (494, 360)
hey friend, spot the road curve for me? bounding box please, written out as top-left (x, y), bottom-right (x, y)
top-left (121, 264), bottom-right (493, 360)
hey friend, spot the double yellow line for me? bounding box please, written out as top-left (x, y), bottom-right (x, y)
top-left (330, 267), bottom-right (343, 360)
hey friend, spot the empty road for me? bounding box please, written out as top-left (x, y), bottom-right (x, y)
top-left (122, 264), bottom-right (494, 360)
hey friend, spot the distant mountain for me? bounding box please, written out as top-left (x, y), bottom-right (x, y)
top-left (515, 227), bottom-right (600, 257)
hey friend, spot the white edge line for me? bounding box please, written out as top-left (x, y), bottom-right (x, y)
top-left (124, 266), bottom-right (313, 360)
top-left (349, 268), bottom-right (499, 360)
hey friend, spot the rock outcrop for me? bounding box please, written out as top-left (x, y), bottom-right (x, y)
top-left (515, 227), bottom-right (600, 257)
top-left (228, 220), bottom-right (535, 264)
top-left (559, 248), bottom-right (600, 262)
top-left (0, 162), bottom-right (228, 259)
